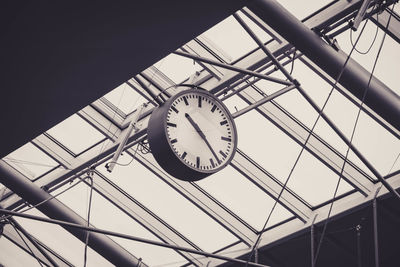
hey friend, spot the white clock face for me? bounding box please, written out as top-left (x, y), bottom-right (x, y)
top-left (166, 91), bottom-right (236, 172)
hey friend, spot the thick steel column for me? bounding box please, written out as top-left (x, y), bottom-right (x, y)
top-left (248, 0), bottom-right (400, 131)
top-left (0, 161), bottom-right (142, 267)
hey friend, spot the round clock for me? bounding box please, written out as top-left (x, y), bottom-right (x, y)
top-left (147, 88), bottom-right (237, 181)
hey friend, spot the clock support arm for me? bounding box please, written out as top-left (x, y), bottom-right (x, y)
top-left (106, 103), bottom-right (147, 173)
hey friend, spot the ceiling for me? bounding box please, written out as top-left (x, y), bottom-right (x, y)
top-left (0, 0), bottom-right (245, 158)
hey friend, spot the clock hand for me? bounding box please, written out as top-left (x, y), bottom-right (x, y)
top-left (185, 113), bottom-right (221, 164)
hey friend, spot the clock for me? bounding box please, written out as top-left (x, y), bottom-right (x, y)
top-left (147, 88), bottom-right (237, 181)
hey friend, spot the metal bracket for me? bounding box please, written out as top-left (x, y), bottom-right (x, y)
top-left (106, 103), bottom-right (147, 173)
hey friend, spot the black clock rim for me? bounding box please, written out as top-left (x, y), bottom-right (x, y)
top-left (147, 88), bottom-right (238, 181)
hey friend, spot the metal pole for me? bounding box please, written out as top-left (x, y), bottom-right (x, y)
top-left (373, 189), bottom-right (380, 267)
top-left (9, 218), bottom-right (59, 267)
top-left (133, 76), bottom-right (163, 106)
top-left (0, 208), bottom-right (270, 267)
top-left (232, 84), bottom-right (296, 118)
top-left (311, 214), bottom-right (317, 267)
top-left (173, 50), bottom-right (292, 86)
top-left (106, 103), bottom-right (147, 173)
top-left (247, 0), bottom-right (400, 131)
top-left (0, 161), bottom-right (143, 267)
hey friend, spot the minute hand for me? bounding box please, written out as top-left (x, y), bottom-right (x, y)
top-left (185, 113), bottom-right (220, 164)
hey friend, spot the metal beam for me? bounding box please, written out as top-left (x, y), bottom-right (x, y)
top-left (231, 149), bottom-right (312, 222)
top-left (0, 161), bottom-right (144, 267)
top-left (174, 50), bottom-right (292, 86)
top-left (247, 0), bottom-right (400, 131)
top-left (0, 208), bottom-right (270, 267)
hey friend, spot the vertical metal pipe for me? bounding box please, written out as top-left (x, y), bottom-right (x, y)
top-left (0, 161), bottom-right (142, 267)
top-left (311, 224), bottom-right (315, 267)
top-left (373, 197), bottom-right (380, 267)
top-left (356, 225), bottom-right (362, 267)
top-left (247, 0), bottom-right (400, 131)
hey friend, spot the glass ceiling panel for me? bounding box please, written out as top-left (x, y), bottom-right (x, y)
top-left (277, 0), bottom-right (333, 20)
top-left (322, 88), bottom-right (400, 176)
top-left (14, 209), bottom-right (111, 267)
top-left (286, 150), bottom-right (354, 206)
top-left (103, 81), bottom-right (144, 115)
top-left (153, 53), bottom-right (203, 84)
top-left (97, 153), bottom-right (238, 252)
top-left (47, 114), bottom-right (105, 155)
top-left (195, 165), bottom-right (293, 231)
top-left (3, 142), bottom-right (59, 180)
top-left (201, 15), bottom-right (270, 62)
top-left (0, 234), bottom-right (43, 267)
top-left (235, 109), bottom-right (303, 183)
top-left (53, 180), bottom-right (186, 266)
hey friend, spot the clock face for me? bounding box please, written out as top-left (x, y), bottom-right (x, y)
top-left (165, 90), bottom-right (236, 173)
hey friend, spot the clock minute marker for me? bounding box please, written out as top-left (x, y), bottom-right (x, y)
top-left (210, 158), bottom-right (215, 168)
top-left (221, 136), bottom-right (232, 142)
top-left (219, 150), bottom-right (227, 158)
top-left (171, 106), bottom-right (179, 113)
top-left (183, 96), bottom-right (189, 106)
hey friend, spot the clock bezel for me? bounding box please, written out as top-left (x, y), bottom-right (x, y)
top-left (147, 88), bottom-right (238, 181)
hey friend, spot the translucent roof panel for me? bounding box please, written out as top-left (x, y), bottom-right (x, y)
top-left (153, 53), bottom-right (203, 84)
top-left (53, 180), bottom-right (186, 266)
top-left (97, 153), bottom-right (238, 252)
top-left (14, 209), bottom-right (111, 267)
top-left (287, 150), bottom-right (354, 206)
top-left (3, 142), bottom-right (59, 180)
top-left (196, 165), bottom-right (293, 231)
top-left (277, 0), bottom-right (333, 20)
top-left (0, 234), bottom-right (44, 267)
top-left (47, 114), bottom-right (105, 155)
top-left (103, 82), bottom-right (145, 115)
top-left (201, 15), bottom-right (271, 62)
top-left (235, 109), bottom-right (303, 183)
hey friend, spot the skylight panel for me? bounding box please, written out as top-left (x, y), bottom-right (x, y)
top-left (54, 181), bottom-right (186, 266)
top-left (153, 53), bottom-right (203, 84)
top-left (276, 0), bottom-right (332, 20)
top-left (196, 166), bottom-right (293, 231)
top-left (103, 82), bottom-right (144, 115)
top-left (0, 233), bottom-right (45, 267)
top-left (14, 209), bottom-right (111, 267)
top-left (97, 154), bottom-right (238, 252)
top-left (46, 114), bottom-right (105, 155)
top-left (3, 142), bottom-right (58, 180)
top-left (201, 15), bottom-right (263, 61)
top-left (234, 110), bottom-right (303, 183)
top-left (287, 150), bottom-right (354, 206)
